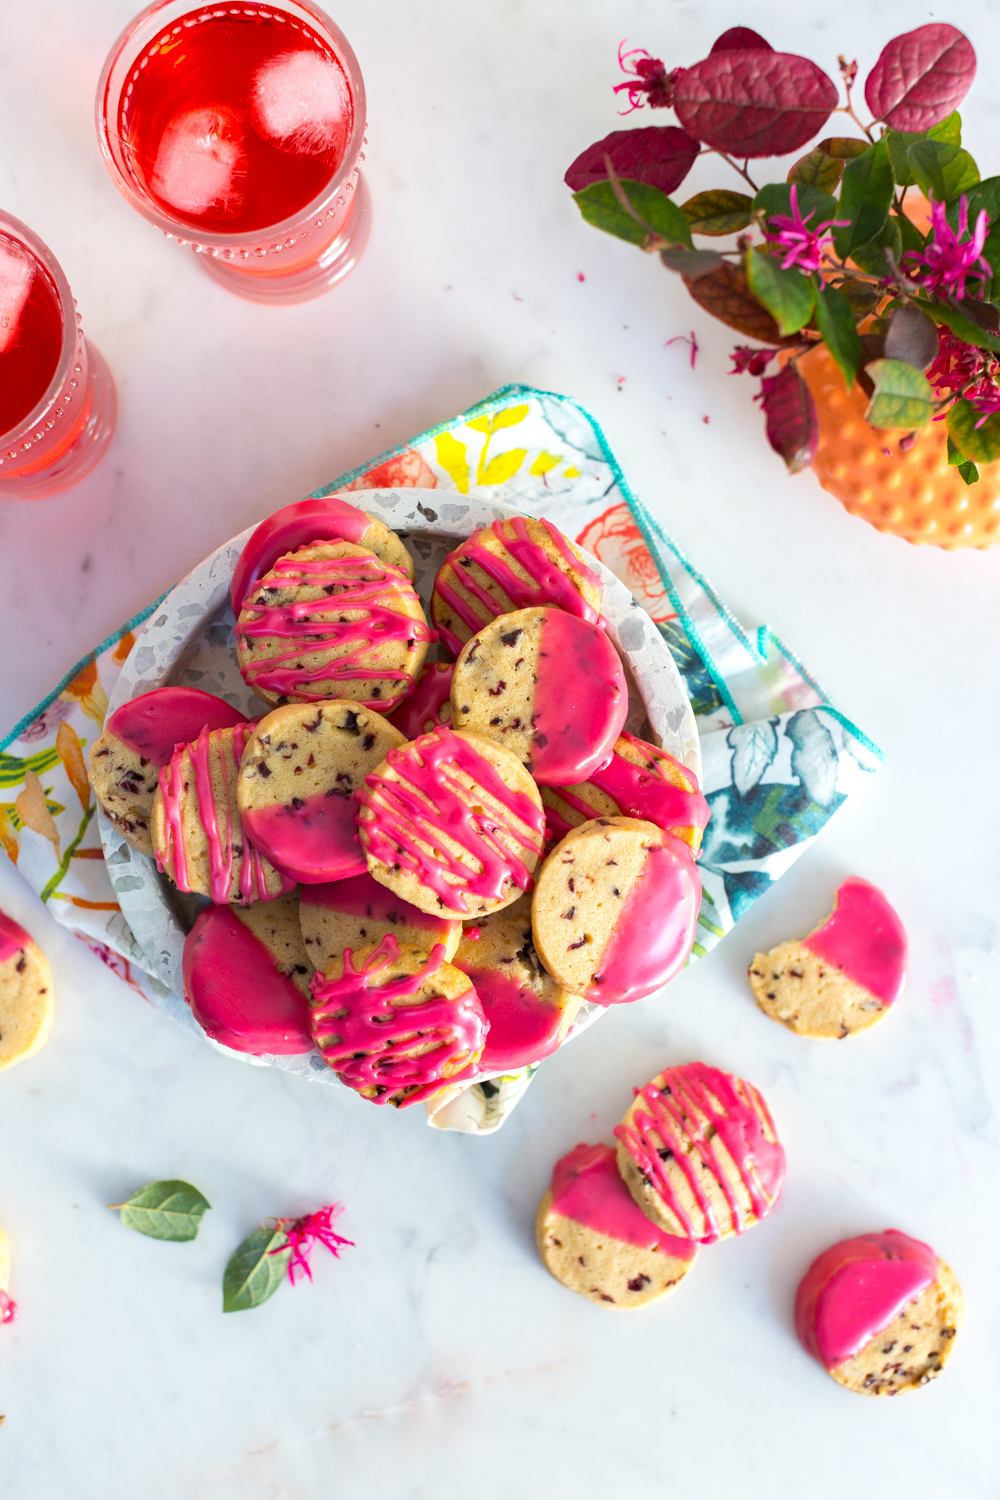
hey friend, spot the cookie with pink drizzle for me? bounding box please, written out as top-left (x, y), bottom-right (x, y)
top-left (749, 877), bottom-right (907, 1039)
top-left (451, 607), bottom-right (628, 786)
top-left (0, 909), bottom-right (54, 1073)
top-left (536, 1143), bottom-right (698, 1308)
top-left (387, 661), bottom-right (453, 741)
top-left (299, 871), bottom-right (461, 971)
top-left (531, 817), bottom-right (701, 1004)
top-left (235, 542), bottom-right (431, 712)
top-left (795, 1230), bottom-right (963, 1395)
top-left (152, 724), bottom-right (294, 904)
top-left (541, 731), bottom-right (710, 852)
top-left (236, 700), bottom-right (404, 884)
top-left (615, 1062), bottom-right (786, 1244)
top-left (431, 516), bottom-right (603, 659)
top-left (88, 686), bottom-right (248, 857)
top-left (183, 891), bottom-right (313, 1055)
top-left (309, 936), bottom-right (487, 1107)
top-left (357, 725), bottom-right (546, 918)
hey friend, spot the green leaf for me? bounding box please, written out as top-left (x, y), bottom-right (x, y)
top-left (895, 211), bottom-right (927, 259)
top-left (947, 435), bottom-right (980, 485)
top-left (865, 359), bottom-right (935, 430)
top-left (920, 299), bottom-right (1000, 355)
top-left (680, 189), bottom-right (753, 236)
top-left (659, 246), bottom-right (725, 276)
top-left (836, 278), bottom-right (880, 317)
top-left (907, 140), bottom-right (979, 204)
top-left (946, 398), bottom-right (1000, 464)
top-left (816, 137), bottom-right (871, 161)
top-left (787, 148), bottom-right (844, 193)
top-left (745, 247), bottom-right (816, 336)
top-left (850, 214), bottom-right (904, 278)
top-left (573, 180), bottom-right (692, 249)
top-left (222, 1225), bottom-right (291, 1313)
top-left (886, 112), bottom-right (962, 187)
top-left (834, 141), bottom-right (894, 259)
top-left (753, 182), bottom-right (838, 229)
top-left (110, 1180), bottom-right (211, 1242)
top-left (814, 286), bottom-right (864, 389)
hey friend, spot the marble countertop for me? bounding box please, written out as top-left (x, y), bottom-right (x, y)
top-left (1, 1), bottom-right (999, 1495)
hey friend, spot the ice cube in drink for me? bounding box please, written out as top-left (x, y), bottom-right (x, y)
top-left (151, 106), bottom-right (247, 219)
top-left (250, 50), bottom-right (351, 157)
top-left (0, 241), bottom-right (36, 355)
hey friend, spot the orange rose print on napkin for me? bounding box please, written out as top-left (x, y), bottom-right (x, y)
top-left (344, 449), bottom-right (437, 490)
top-left (577, 504), bottom-right (673, 624)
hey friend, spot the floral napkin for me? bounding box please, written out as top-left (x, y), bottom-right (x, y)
top-left (0, 384), bottom-right (882, 1131)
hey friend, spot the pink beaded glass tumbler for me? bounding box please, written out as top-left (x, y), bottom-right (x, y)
top-left (96, 0), bottom-right (370, 304)
top-left (0, 213), bottom-right (116, 500)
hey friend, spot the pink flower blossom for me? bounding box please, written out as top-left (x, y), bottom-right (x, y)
top-left (730, 345), bottom-right (778, 377)
top-left (666, 331), bottom-right (699, 368)
top-left (927, 327), bottom-right (1000, 425)
top-left (764, 185), bottom-right (846, 273)
top-left (614, 43), bottom-right (675, 113)
top-left (902, 196), bottom-right (992, 299)
top-left (0, 1290), bottom-right (17, 1324)
top-left (268, 1203), bottom-right (354, 1286)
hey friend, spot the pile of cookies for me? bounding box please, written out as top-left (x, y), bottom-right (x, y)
top-left (89, 495), bottom-right (710, 1109)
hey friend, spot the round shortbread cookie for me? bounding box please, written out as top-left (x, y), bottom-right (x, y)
top-left (387, 661), bottom-right (454, 741)
top-left (0, 911), bottom-right (54, 1073)
top-left (535, 1144), bottom-right (698, 1308)
top-left (796, 1231), bottom-right (963, 1396)
top-left (450, 606), bottom-right (627, 786)
top-left (615, 1062), bottom-right (786, 1244)
top-left (749, 877), bottom-right (907, 1039)
top-left (235, 700), bottom-right (404, 883)
top-left (299, 870), bottom-right (461, 971)
top-left (152, 724), bottom-right (293, 904)
top-left (309, 937), bottom-right (487, 1107)
top-left (431, 515), bottom-right (602, 659)
top-left (541, 730), bottom-right (709, 852)
top-left (531, 817), bottom-right (700, 1004)
top-left (236, 542), bottom-right (431, 712)
top-left (357, 726), bottom-right (545, 919)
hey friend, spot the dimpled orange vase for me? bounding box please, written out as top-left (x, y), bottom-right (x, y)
top-left (798, 343), bottom-right (1000, 549)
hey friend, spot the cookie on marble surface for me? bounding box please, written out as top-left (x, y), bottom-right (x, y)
top-left (298, 871), bottom-right (461, 971)
top-left (795, 1230), bottom-right (962, 1396)
top-left (536, 1144), bottom-right (698, 1308)
top-left (357, 726), bottom-right (545, 919)
top-left (88, 686), bottom-right (248, 858)
top-left (387, 661), bottom-right (454, 741)
top-left (0, 910), bottom-right (54, 1073)
top-left (431, 515), bottom-right (603, 659)
top-left (749, 877), bottom-right (907, 1039)
top-left (541, 730), bottom-right (709, 852)
top-left (235, 700), bottom-right (404, 884)
top-left (530, 817), bottom-right (700, 1004)
top-left (615, 1061), bottom-right (785, 1244)
top-left (450, 606), bottom-right (627, 786)
top-left (235, 542), bottom-right (431, 712)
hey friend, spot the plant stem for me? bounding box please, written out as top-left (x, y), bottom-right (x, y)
top-left (702, 149), bottom-right (759, 193)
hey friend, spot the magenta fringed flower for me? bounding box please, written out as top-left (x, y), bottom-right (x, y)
top-left (763, 185), bottom-right (846, 274)
top-left (613, 43), bottom-right (675, 113)
top-left (730, 345), bottom-right (777, 377)
top-left (902, 196), bottom-right (992, 299)
top-left (0, 1289), bottom-right (17, 1324)
top-left (928, 327), bottom-right (1000, 426)
top-left (268, 1203), bottom-right (354, 1286)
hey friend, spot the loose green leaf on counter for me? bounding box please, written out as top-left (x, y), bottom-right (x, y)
top-left (109, 1180), bottom-right (211, 1242)
top-left (222, 1225), bottom-right (291, 1313)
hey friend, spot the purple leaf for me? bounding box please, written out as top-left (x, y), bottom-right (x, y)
top-left (673, 52), bottom-right (838, 158)
top-left (564, 127), bottom-right (700, 196)
top-left (864, 25), bottom-right (976, 132)
top-left (710, 27), bottom-right (773, 54)
top-left (759, 363), bottom-right (818, 473)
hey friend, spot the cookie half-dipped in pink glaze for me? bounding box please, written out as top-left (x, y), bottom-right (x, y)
top-left (592, 836), bottom-right (701, 1006)
top-left (388, 661), bottom-right (453, 740)
top-left (300, 869), bottom-right (459, 937)
top-left (0, 910), bottom-right (32, 965)
top-left (795, 1230), bottom-right (939, 1370)
top-left (529, 610), bottom-right (627, 786)
top-left (241, 789), bottom-right (366, 884)
top-left (803, 878), bottom-right (908, 1007)
top-left (108, 687), bottom-right (248, 766)
top-left (552, 1145), bottom-right (698, 1260)
top-left (543, 734), bottom-right (709, 849)
top-left (462, 966), bottom-right (566, 1073)
top-left (183, 905), bottom-right (313, 1054)
top-left (230, 495), bottom-right (373, 612)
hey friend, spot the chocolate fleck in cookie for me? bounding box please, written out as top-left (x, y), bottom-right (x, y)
top-left (182, 891), bottom-right (313, 1055)
top-left (299, 871), bottom-right (461, 971)
top-left (431, 515), bottom-right (603, 659)
top-left (357, 725), bottom-right (545, 919)
top-left (0, 910), bottom-right (54, 1073)
top-left (615, 1061), bottom-right (786, 1244)
top-left (451, 607), bottom-right (627, 786)
top-left (152, 724), bottom-right (294, 904)
top-left (235, 700), bottom-right (404, 884)
top-left (387, 661), bottom-right (454, 741)
top-left (536, 1144), bottom-right (698, 1308)
top-left (541, 731), bottom-right (710, 852)
top-left (796, 1230), bottom-right (963, 1395)
top-left (309, 936), bottom-right (487, 1107)
top-left (530, 817), bottom-right (701, 1004)
top-left (749, 877), bottom-right (907, 1039)
top-left (88, 686), bottom-right (248, 857)
top-left (236, 542), bottom-right (431, 712)
top-left (454, 893), bottom-right (581, 1072)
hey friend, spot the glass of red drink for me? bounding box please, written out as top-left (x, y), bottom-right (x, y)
top-left (0, 213), bottom-right (117, 500)
top-left (96, 0), bottom-right (369, 303)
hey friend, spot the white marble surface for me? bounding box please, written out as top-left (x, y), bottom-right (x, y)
top-left (1, 1), bottom-right (1000, 1495)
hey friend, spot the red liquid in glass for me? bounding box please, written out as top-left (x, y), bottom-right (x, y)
top-left (0, 242), bottom-right (61, 437)
top-left (120, 4), bottom-right (353, 234)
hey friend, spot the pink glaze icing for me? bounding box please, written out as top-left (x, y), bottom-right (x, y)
top-left (795, 1230), bottom-right (939, 1370)
top-left (309, 935), bottom-right (487, 1106)
top-left (586, 835), bottom-right (701, 1005)
top-left (242, 789), bottom-right (367, 885)
top-left (182, 904), bottom-right (313, 1054)
top-left (590, 732), bottom-right (709, 841)
top-left (803, 877), bottom-right (908, 1007)
top-left (299, 871), bottom-right (460, 941)
top-left (551, 1144), bottom-right (697, 1259)
top-left (237, 551), bottom-right (432, 710)
top-left (107, 687), bottom-right (247, 766)
top-left (528, 610), bottom-right (627, 786)
top-left (0, 909), bottom-right (31, 966)
top-left (358, 726), bottom-right (546, 914)
top-left (229, 495), bottom-right (372, 612)
top-left (462, 967), bottom-right (565, 1072)
top-left (614, 1062), bottom-right (786, 1244)
top-left (388, 661), bottom-right (454, 740)
top-left (435, 517), bottom-right (603, 658)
